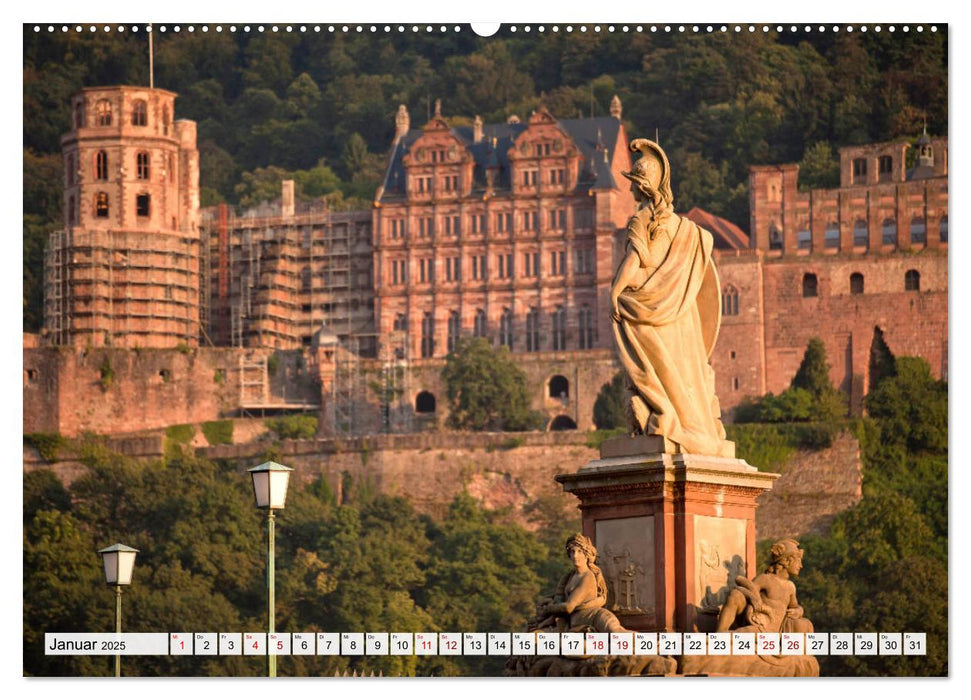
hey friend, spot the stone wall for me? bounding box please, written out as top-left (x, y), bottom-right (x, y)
top-left (755, 431), bottom-right (863, 541)
top-left (26, 428), bottom-right (862, 540)
top-left (22, 346), bottom-right (318, 437)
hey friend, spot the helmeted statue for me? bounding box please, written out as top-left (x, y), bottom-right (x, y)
top-left (609, 138), bottom-right (732, 457)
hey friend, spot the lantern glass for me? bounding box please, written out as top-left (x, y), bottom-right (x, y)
top-left (268, 470), bottom-right (291, 509)
top-left (249, 462), bottom-right (292, 509)
top-left (251, 471), bottom-right (271, 508)
top-left (116, 551), bottom-right (137, 585)
top-left (100, 545), bottom-right (138, 585)
top-left (102, 551), bottom-right (118, 584)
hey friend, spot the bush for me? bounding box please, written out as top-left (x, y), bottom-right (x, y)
top-left (24, 432), bottom-right (68, 463)
top-left (165, 424), bottom-right (196, 444)
top-left (592, 372), bottom-right (627, 430)
top-left (265, 414), bottom-right (318, 440)
top-left (99, 355), bottom-right (114, 390)
top-left (201, 420), bottom-right (234, 445)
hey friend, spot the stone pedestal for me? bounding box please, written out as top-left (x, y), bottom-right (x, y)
top-left (555, 436), bottom-right (778, 633)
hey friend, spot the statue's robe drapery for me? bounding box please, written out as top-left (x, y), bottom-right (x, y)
top-left (613, 212), bottom-right (729, 456)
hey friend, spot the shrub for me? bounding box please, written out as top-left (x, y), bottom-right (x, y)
top-left (201, 420), bottom-right (234, 446)
top-left (24, 432), bottom-right (68, 463)
top-left (593, 372), bottom-right (627, 430)
top-left (265, 414), bottom-right (318, 440)
top-left (165, 423), bottom-right (196, 444)
top-left (99, 355), bottom-right (114, 390)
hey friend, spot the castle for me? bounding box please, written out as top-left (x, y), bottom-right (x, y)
top-left (25, 85), bottom-right (948, 437)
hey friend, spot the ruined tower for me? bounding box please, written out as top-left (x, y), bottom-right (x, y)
top-left (44, 86), bottom-right (201, 347)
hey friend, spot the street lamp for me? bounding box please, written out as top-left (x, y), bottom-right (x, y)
top-left (248, 461), bottom-right (293, 678)
top-left (98, 543), bottom-right (138, 677)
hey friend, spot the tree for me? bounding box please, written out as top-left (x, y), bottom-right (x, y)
top-left (441, 338), bottom-right (539, 431)
top-left (593, 371), bottom-right (627, 430)
top-left (798, 142), bottom-right (840, 190)
top-left (865, 357), bottom-right (947, 453)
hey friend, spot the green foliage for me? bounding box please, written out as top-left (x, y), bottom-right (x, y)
top-left (792, 337), bottom-right (833, 397)
top-left (266, 353), bottom-right (280, 377)
top-left (798, 141), bottom-right (840, 190)
top-left (165, 423), bottom-right (196, 444)
top-left (442, 338), bottom-right (540, 431)
top-left (736, 338), bottom-right (847, 423)
top-left (98, 355), bottom-right (114, 391)
top-left (24, 469), bottom-right (72, 521)
top-left (175, 342), bottom-right (192, 355)
top-left (865, 356), bottom-right (947, 453)
top-left (201, 419), bottom-right (234, 445)
top-left (213, 368), bottom-right (226, 384)
top-left (24, 432), bottom-right (68, 463)
top-left (592, 371), bottom-right (627, 430)
top-left (265, 414), bottom-right (318, 440)
top-left (780, 353), bottom-right (948, 677)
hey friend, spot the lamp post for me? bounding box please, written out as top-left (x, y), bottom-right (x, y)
top-left (248, 461), bottom-right (293, 678)
top-left (98, 543), bottom-right (138, 677)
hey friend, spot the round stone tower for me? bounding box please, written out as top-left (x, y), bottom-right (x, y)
top-left (46, 86), bottom-right (201, 347)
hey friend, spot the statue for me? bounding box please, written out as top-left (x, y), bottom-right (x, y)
top-left (716, 538), bottom-right (814, 634)
top-left (510, 534), bottom-right (678, 677)
top-left (610, 139), bottom-right (731, 457)
top-left (531, 534), bottom-right (626, 633)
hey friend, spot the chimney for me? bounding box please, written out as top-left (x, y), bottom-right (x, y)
top-left (610, 94), bottom-right (622, 120)
top-left (395, 104), bottom-right (410, 140)
top-left (473, 115), bottom-right (483, 144)
top-left (281, 180), bottom-right (295, 218)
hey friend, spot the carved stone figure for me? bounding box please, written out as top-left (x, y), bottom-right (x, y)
top-left (531, 534), bottom-right (626, 633)
top-left (610, 139), bottom-right (732, 457)
top-left (716, 538), bottom-right (814, 634)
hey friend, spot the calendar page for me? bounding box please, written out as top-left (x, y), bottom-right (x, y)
top-left (20, 6), bottom-right (951, 686)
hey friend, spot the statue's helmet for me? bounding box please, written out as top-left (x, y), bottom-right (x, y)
top-left (621, 138), bottom-right (673, 207)
top-left (769, 538), bottom-right (802, 564)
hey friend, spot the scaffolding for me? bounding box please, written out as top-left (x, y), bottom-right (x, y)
top-left (44, 230), bottom-right (68, 346)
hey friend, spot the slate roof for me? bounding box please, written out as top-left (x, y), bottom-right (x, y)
top-left (377, 115), bottom-right (624, 201)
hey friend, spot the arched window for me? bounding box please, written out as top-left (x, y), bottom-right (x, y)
top-left (910, 217), bottom-right (927, 244)
top-left (473, 309), bottom-right (487, 338)
top-left (882, 218), bottom-right (898, 246)
top-left (769, 223), bottom-right (782, 251)
top-left (825, 222), bottom-right (840, 249)
top-left (447, 311), bottom-right (460, 353)
top-left (905, 269), bottom-right (921, 292)
top-left (549, 415), bottom-right (578, 431)
top-left (852, 157), bottom-right (867, 184)
top-left (95, 99), bottom-right (112, 126)
top-left (499, 308), bottom-right (514, 349)
top-left (722, 285), bottom-right (739, 316)
top-left (95, 192), bottom-right (109, 218)
top-left (415, 391), bottom-right (436, 413)
top-left (526, 308), bottom-right (541, 352)
top-left (850, 272), bottom-right (864, 295)
top-left (552, 306), bottom-right (567, 350)
top-left (136, 152), bottom-right (150, 180)
top-left (940, 215), bottom-right (948, 243)
top-left (67, 196), bottom-right (75, 225)
top-left (420, 312), bottom-right (434, 358)
top-left (95, 151), bottom-right (108, 181)
top-left (578, 305), bottom-right (594, 349)
top-left (393, 313), bottom-right (407, 332)
top-left (74, 102), bottom-right (84, 129)
top-left (549, 375), bottom-right (570, 399)
top-left (853, 220), bottom-right (868, 247)
top-left (802, 273), bottom-right (818, 298)
top-left (66, 154), bottom-right (75, 186)
top-left (131, 99), bottom-right (147, 126)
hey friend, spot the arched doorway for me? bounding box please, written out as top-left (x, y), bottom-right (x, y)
top-left (548, 415), bottom-right (577, 431)
top-left (415, 391), bottom-right (436, 413)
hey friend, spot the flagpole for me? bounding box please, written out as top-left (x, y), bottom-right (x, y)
top-left (149, 24), bottom-right (154, 89)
